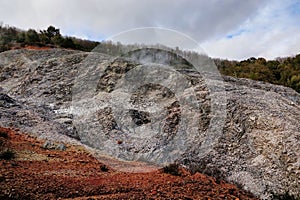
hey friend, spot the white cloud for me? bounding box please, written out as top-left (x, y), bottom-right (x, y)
top-left (202, 0), bottom-right (300, 60)
top-left (0, 0), bottom-right (263, 39)
top-left (0, 0), bottom-right (299, 60)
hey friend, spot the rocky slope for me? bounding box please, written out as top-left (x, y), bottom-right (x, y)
top-left (0, 48), bottom-right (299, 199)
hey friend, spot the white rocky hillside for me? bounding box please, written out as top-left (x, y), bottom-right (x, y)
top-left (0, 48), bottom-right (299, 199)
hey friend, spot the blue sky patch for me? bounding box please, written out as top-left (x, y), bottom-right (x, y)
top-left (289, 1), bottom-right (300, 16)
top-left (226, 29), bottom-right (247, 39)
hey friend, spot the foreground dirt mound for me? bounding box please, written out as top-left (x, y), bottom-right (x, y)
top-left (0, 127), bottom-right (256, 200)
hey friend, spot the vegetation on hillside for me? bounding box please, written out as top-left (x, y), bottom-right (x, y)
top-left (0, 23), bottom-right (299, 93)
top-left (0, 23), bottom-right (99, 52)
top-left (214, 56), bottom-right (300, 93)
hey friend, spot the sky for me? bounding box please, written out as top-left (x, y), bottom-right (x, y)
top-left (0, 0), bottom-right (300, 60)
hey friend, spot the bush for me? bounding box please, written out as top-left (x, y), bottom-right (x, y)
top-left (185, 156), bottom-right (226, 184)
top-left (25, 29), bottom-right (40, 45)
top-left (61, 37), bottom-right (76, 49)
top-left (271, 192), bottom-right (300, 200)
top-left (162, 163), bottom-right (181, 176)
top-left (100, 164), bottom-right (109, 172)
top-left (0, 131), bottom-right (8, 139)
top-left (0, 149), bottom-right (15, 160)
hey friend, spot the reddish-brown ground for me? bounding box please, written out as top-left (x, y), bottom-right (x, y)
top-left (9, 45), bottom-right (52, 51)
top-left (0, 127), bottom-right (257, 200)
top-left (23, 45), bottom-right (52, 50)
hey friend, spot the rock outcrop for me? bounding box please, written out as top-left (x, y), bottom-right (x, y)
top-left (0, 48), bottom-right (299, 199)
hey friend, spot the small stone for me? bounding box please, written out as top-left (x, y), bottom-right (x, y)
top-left (249, 116), bottom-right (256, 121)
top-left (117, 140), bottom-right (123, 145)
top-left (42, 141), bottom-right (54, 149)
top-left (56, 143), bottom-right (66, 151)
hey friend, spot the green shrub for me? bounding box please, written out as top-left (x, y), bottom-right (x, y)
top-left (25, 29), bottom-right (40, 45)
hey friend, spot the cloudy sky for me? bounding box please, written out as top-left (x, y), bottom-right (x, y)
top-left (0, 0), bottom-right (299, 60)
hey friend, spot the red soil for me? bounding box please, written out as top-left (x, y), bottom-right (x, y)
top-left (0, 127), bottom-right (257, 199)
top-left (23, 45), bottom-right (52, 50)
top-left (9, 45), bottom-right (52, 51)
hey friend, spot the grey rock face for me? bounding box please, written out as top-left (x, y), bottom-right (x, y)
top-left (183, 76), bottom-right (300, 199)
top-left (0, 49), bottom-right (299, 199)
top-left (42, 140), bottom-right (66, 151)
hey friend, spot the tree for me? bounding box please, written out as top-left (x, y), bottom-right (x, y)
top-left (51, 34), bottom-right (63, 46)
top-left (39, 25), bottom-right (61, 45)
top-left (61, 37), bottom-right (76, 49)
top-left (39, 31), bottom-right (51, 44)
top-left (25, 29), bottom-right (40, 44)
top-left (45, 25), bottom-right (60, 38)
top-left (16, 32), bottom-right (26, 43)
top-left (289, 75), bottom-right (300, 92)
